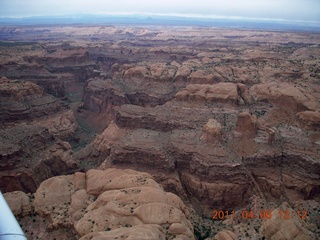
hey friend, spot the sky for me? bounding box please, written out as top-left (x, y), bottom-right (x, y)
top-left (0, 0), bottom-right (320, 23)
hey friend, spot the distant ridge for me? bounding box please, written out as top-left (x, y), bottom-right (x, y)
top-left (0, 14), bottom-right (320, 32)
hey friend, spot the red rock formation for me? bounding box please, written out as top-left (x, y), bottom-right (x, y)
top-left (176, 83), bottom-right (240, 105)
top-left (297, 111), bottom-right (320, 128)
top-left (201, 119), bottom-right (222, 144)
top-left (81, 87), bottom-right (320, 208)
top-left (0, 45), bottom-right (97, 98)
top-left (31, 169), bottom-right (194, 239)
top-left (235, 111), bottom-right (257, 138)
top-left (4, 188), bottom-right (319, 239)
top-left (249, 82), bottom-right (319, 111)
top-left (0, 78), bottom-right (78, 193)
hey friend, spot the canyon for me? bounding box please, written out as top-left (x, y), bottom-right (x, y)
top-left (0, 25), bottom-right (319, 239)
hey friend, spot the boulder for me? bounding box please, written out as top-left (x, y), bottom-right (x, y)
top-left (3, 191), bottom-right (32, 216)
top-left (212, 230), bottom-right (238, 240)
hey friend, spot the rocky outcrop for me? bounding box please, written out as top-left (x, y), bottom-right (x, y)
top-left (175, 66), bottom-right (192, 80)
top-left (0, 78), bottom-right (78, 193)
top-left (116, 62), bottom-right (178, 82)
top-left (176, 83), bottom-right (240, 105)
top-left (23, 47), bottom-right (97, 83)
top-left (82, 78), bottom-right (127, 114)
top-left (181, 171), bottom-right (252, 208)
top-left (26, 48), bottom-right (90, 67)
top-left (82, 78), bottom-right (176, 125)
top-left (0, 77), bottom-right (68, 122)
top-left (0, 140), bottom-right (77, 193)
top-left (35, 78), bottom-right (66, 98)
top-left (30, 168), bottom-right (194, 239)
top-left (0, 44), bottom-right (99, 101)
top-left (79, 225), bottom-right (166, 240)
top-left (249, 82), bottom-right (320, 111)
top-left (85, 169), bottom-right (161, 196)
top-left (243, 153), bottom-right (320, 202)
top-left (260, 202), bottom-right (314, 240)
top-left (0, 78), bottom-right (78, 139)
top-left (115, 104), bottom-right (185, 131)
top-left (297, 111), bottom-right (320, 128)
top-left (0, 44), bottom-right (98, 99)
top-left (201, 119), bottom-right (222, 144)
top-left (82, 121), bottom-right (255, 208)
top-left (114, 100), bottom-right (238, 133)
top-left (3, 191), bottom-right (32, 216)
top-left (82, 92), bottom-right (320, 209)
top-left (235, 111), bottom-right (258, 138)
top-left (6, 188), bottom-right (319, 240)
top-left (35, 109), bottom-right (77, 138)
top-left (212, 230), bottom-right (238, 240)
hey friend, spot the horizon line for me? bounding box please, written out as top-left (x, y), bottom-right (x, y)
top-left (1, 12), bottom-right (320, 26)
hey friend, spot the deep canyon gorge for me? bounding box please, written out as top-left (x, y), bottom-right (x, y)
top-left (0, 25), bottom-right (319, 239)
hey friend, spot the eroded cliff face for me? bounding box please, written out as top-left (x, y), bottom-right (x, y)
top-left (0, 44), bottom-right (97, 98)
top-left (76, 28), bottom-right (320, 211)
top-left (0, 77), bottom-right (78, 192)
top-left (80, 79), bottom-right (320, 210)
top-left (1, 26), bottom-right (320, 239)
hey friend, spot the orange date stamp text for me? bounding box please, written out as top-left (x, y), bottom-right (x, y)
top-left (212, 209), bottom-right (308, 220)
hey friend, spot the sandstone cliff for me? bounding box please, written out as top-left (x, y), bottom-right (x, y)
top-left (62, 27), bottom-right (320, 238)
top-left (0, 78), bottom-right (78, 193)
top-left (0, 44), bottom-right (97, 98)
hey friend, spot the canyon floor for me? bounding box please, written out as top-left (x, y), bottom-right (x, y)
top-left (0, 25), bottom-right (320, 239)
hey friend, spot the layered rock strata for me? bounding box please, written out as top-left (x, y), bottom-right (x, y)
top-left (80, 78), bottom-right (320, 210)
top-left (0, 78), bottom-right (78, 192)
top-left (0, 44), bottom-right (97, 98)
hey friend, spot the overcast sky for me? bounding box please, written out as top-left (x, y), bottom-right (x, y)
top-left (1, 0), bottom-right (320, 22)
